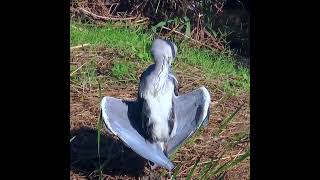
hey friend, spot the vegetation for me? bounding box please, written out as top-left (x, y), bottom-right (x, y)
top-left (71, 22), bottom-right (249, 94)
top-left (70, 0), bottom-right (250, 179)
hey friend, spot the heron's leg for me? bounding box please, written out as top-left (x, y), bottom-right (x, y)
top-left (170, 115), bottom-right (177, 138)
top-left (158, 141), bottom-right (168, 157)
top-left (159, 142), bottom-right (165, 151)
top-left (163, 142), bottom-right (169, 157)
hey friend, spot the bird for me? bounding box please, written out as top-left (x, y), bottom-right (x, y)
top-left (100, 39), bottom-right (211, 171)
top-left (137, 39), bottom-right (179, 157)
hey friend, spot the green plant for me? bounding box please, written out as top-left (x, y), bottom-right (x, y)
top-left (171, 164), bottom-right (182, 180)
top-left (186, 155), bottom-right (201, 180)
top-left (97, 80), bottom-right (103, 180)
top-left (180, 104), bottom-right (249, 179)
top-left (214, 104), bottom-right (244, 138)
top-left (111, 61), bottom-right (137, 80)
top-left (70, 59), bottom-right (97, 87)
top-left (71, 22), bottom-right (249, 93)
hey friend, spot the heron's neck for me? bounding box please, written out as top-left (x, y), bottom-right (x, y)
top-left (153, 60), bottom-right (169, 91)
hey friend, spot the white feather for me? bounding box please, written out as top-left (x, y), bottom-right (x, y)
top-left (142, 78), bottom-right (175, 141)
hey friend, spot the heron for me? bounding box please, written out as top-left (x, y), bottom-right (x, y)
top-left (101, 38), bottom-right (211, 171)
top-left (137, 39), bottom-right (179, 156)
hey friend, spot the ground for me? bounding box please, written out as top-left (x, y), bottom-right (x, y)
top-left (70, 24), bottom-right (250, 179)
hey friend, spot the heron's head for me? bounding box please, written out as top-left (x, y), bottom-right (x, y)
top-left (151, 39), bottom-right (177, 66)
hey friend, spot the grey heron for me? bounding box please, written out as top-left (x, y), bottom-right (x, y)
top-left (138, 39), bottom-right (179, 155)
top-left (100, 39), bottom-right (211, 171)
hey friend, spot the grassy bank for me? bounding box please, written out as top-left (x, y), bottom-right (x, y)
top-left (70, 22), bottom-right (249, 94)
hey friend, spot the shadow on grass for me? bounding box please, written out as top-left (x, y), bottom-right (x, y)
top-left (70, 127), bottom-right (146, 178)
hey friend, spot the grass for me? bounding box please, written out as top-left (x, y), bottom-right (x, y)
top-left (71, 23), bottom-right (152, 61)
top-left (95, 90), bottom-right (248, 179)
top-left (70, 22), bottom-right (249, 94)
top-left (165, 103), bottom-right (249, 179)
top-left (186, 155), bottom-right (201, 179)
top-left (97, 81), bottom-right (103, 180)
top-left (70, 21), bottom-right (250, 179)
top-left (111, 60), bottom-right (137, 80)
top-left (70, 58), bottom-right (97, 87)
top-left (214, 104), bottom-right (244, 138)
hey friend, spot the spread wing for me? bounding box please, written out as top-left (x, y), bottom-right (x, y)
top-left (167, 87), bottom-right (211, 154)
top-left (101, 97), bottom-right (174, 170)
top-left (100, 87), bottom-right (211, 170)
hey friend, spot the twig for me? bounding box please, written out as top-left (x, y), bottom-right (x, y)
top-left (214, 2), bottom-right (225, 14)
top-left (232, 149), bottom-right (244, 161)
top-left (71, 43), bottom-right (90, 50)
top-left (106, 78), bottom-right (137, 83)
top-left (211, 93), bottom-right (229, 106)
top-left (70, 61), bottom-right (90, 77)
top-left (78, 7), bottom-right (136, 21)
top-left (161, 26), bottom-right (218, 51)
top-left (133, 17), bottom-right (148, 24)
top-left (197, 152), bottom-right (247, 166)
top-left (203, 29), bottom-right (224, 50)
top-left (164, 22), bottom-right (180, 37)
top-left (110, 3), bottom-right (119, 15)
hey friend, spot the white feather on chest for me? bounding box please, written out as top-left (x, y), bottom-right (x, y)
top-left (142, 79), bottom-right (175, 141)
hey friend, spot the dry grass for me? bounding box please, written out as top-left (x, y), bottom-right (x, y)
top-left (70, 46), bottom-right (250, 179)
top-left (70, 0), bottom-right (229, 52)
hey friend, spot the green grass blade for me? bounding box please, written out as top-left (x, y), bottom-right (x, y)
top-left (186, 156), bottom-right (201, 180)
top-left (216, 172), bottom-right (227, 180)
top-left (212, 149), bottom-right (250, 176)
top-left (198, 160), bottom-right (211, 178)
top-left (152, 21), bottom-right (167, 33)
top-left (97, 110), bottom-right (102, 156)
top-left (171, 164), bottom-right (182, 180)
top-left (233, 130), bottom-right (249, 142)
top-left (221, 149), bottom-right (250, 173)
top-left (151, 19), bottom-right (176, 33)
top-left (97, 80), bottom-right (103, 156)
top-left (199, 160), bottom-right (217, 180)
top-left (199, 151), bottom-right (227, 179)
top-left (229, 130), bottom-right (250, 148)
top-left (97, 80), bottom-right (103, 179)
top-left (214, 104), bottom-right (244, 137)
top-left (220, 104), bottom-right (243, 129)
top-left (98, 79), bottom-right (102, 98)
top-left (96, 110), bottom-right (103, 180)
top-left (183, 16), bottom-right (191, 38)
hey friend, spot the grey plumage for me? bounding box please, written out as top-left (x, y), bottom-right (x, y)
top-left (137, 39), bottom-right (178, 154)
top-left (100, 38), bottom-right (211, 171)
top-left (169, 68), bottom-right (179, 96)
top-left (101, 87), bottom-right (211, 170)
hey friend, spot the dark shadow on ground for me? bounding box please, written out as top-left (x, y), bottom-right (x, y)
top-left (70, 127), bottom-right (146, 179)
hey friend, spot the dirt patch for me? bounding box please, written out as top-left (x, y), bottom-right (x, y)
top-left (70, 47), bottom-right (250, 179)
